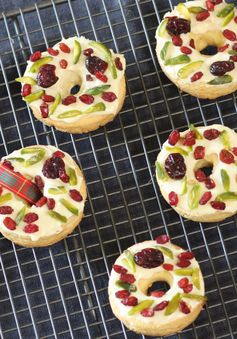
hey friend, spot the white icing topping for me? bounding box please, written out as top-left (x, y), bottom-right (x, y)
top-left (0, 146), bottom-right (85, 241)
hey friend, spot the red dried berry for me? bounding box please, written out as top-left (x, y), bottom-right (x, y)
top-left (150, 290), bottom-right (166, 298)
top-left (179, 300), bottom-right (191, 314)
top-left (134, 248), bottom-right (164, 269)
top-left (83, 48), bottom-right (94, 56)
top-left (166, 18), bottom-right (190, 36)
top-left (211, 201), bottom-right (226, 210)
top-left (220, 149), bottom-right (235, 164)
top-left (59, 169), bottom-right (70, 183)
top-left (195, 169), bottom-right (206, 182)
top-left (35, 196), bottom-right (47, 207)
top-left (40, 103), bottom-right (49, 118)
top-left (199, 191), bottom-right (212, 205)
top-left (24, 212), bottom-right (38, 223)
top-left (3, 217), bottom-right (16, 230)
top-left (191, 71), bottom-right (203, 82)
top-left (172, 35), bottom-right (183, 46)
top-left (194, 146), bottom-right (205, 160)
top-left (206, 0), bottom-right (215, 11)
top-left (37, 64), bottom-right (58, 88)
top-left (196, 11), bottom-right (210, 21)
top-left (223, 29), bottom-right (236, 41)
top-left (232, 147), bottom-right (237, 156)
top-left (115, 290), bottom-right (130, 299)
top-left (47, 47), bottom-right (59, 56)
top-left (101, 92), bottom-right (117, 102)
top-left (183, 131), bottom-right (196, 146)
top-left (180, 46), bottom-right (192, 55)
top-left (0, 206), bottom-right (13, 214)
top-left (60, 59), bottom-right (68, 69)
top-left (169, 191), bottom-right (179, 206)
top-left (47, 198), bottom-right (55, 210)
top-left (3, 160), bottom-right (14, 170)
top-left (95, 71), bottom-right (108, 83)
top-left (22, 84), bottom-right (31, 97)
top-left (59, 43), bottom-right (71, 53)
top-left (210, 0), bottom-right (222, 4)
top-left (69, 189), bottom-right (83, 202)
top-left (115, 57), bottom-right (123, 71)
top-left (230, 55), bottom-right (237, 62)
top-left (141, 308), bottom-right (155, 317)
top-left (42, 94), bottom-right (55, 103)
top-left (24, 224), bottom-right (39, 233)
top-left (62, 95), bottom-right (77, 105)
top-left (79, 94), bottom-right (94, 105)
top-left (85, 56), bottom-right (108, 75)
top-left (162, 263), bottom-right (174, 271)
top-left (34, 175), bottom-right (44, 189)
top-left (42, 156), bottom-right (65, 179)
top-left (156, 235), bottom-right (170, 244)
top-left (121, 296), bottom-right (138, 306)
top-left (53, 150), bottom-right (65, 158)
top-left (203, 129), bottom-right (220, 140)
top-left (178, 278), bottom-right (189, 288)
top-left (165, 153), bottom-right (186, 179)
top-left (86, 74), bottom-right (93, 81)
top-left (120, 273), bottom-right (135, 284)
top-left (177, 260), bottom-right (191, 268)
top-left (168, 130), bottom-right (180, 146)
top-left (113, 264), bottom-right (127, 274)
top-left (178, 251), bottom-right (194, 260)
top-left (205, 177), bottom-right (216, 189)
top-left (183, 284), bottom-right (193, 293)
top-left (218, 44), bottom-right (229, 52)
top-left (30, 51), bottom-right (41, 62)
top-left (154, 301), bottom-right (169, 311)
top-left (210, 61), bottom-right (234, 76)
top-left (232, 43), bottom-right (237, 51)
top-left (189, 39), bottom-right (195, 49)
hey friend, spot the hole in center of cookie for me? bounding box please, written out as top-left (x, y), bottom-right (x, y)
top-left (147, 280), bottom-right (170, 296)
top-left (194, 159), bottom-right (214, 178)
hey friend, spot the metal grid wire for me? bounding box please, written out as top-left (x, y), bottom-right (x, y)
top-left (0, 0), bottom-right (237, 338)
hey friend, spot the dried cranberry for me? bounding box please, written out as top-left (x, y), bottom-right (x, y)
top-left (150, 290), bottom-right (166, 298)
top-left (101, 92), bottom-right (117, 102)
top-left (42, 94), bottom-right (55, 103)
top-left (191, 72), bottom-right (203, 82)
top-left (42, 156), bottom-right (65, 179)
top-left (24, 224), bottom-right (39, 233)
top-left (203, 129), bottom-right (220, 140)
top-left (189, 39), bottom-right (195, 49)
top-left (47, 198), bottom-right (55, 210)
top-left (232, 147), bottom-right (237, 156)
top-left (178, 277), bottom-right (189, 288)
top-left (35, 196), bottom-right (47, 207)
top-left (223, 29), bottom-right (236, 41)
top-left (168, 130), bottom-right (180, 146)
top-left (169, 191), bottom-right (178, 206)
top-left (218, 44), bottom-right (229, 52)
top-left (95, 72), bottom-right (108, 83)
top-left (165, 153), bottom-right (186, 180)
top-left (162, 263), bottom-right (174, 271)
top-left (30, 51), bottom-right (41, 62)
top-left (35, 175), bottom-right (44, 189)
top-left (3, 159), bottom-right (14, 170)
top-left (134, 248), bottom-right (164, 269)
top-left (53, 151), bottom-right (65, 158)
top-left (205, 177), bottom-right (215, 189)
top-left (121, 296), bottom-right (138, 306)
top-left (0, 206), bottom-right (13, 214)
top-left (211, 201), bottom-right (226, 210)
top-left (47, 47), bottom-right (59, 56)
top-left (230, 55), bottom-right (237, 62)
top-left (3, 217), bottom-right (16, 230)
top-left (83, 48), bottom-right (93, 56)
top-left (206, 0), bottom-right (215, 11)
top-left (183, 131), bottom-right (196, 146)
top-left (62, 95), bottom-right (77, 105)
top-left (178, 251), bottom-right (194, 260)
top-left (210, 61), bottom-right (234, 76)
top-left (194, 146), bottom-right (205, 160)
top-left (183, 284), bottom-right (193, 293)
top-left (232, 43), bottom-right (237, 51)
top-left (24, 212), bottom-right (38, 223)
top-left (37, 64), bottom-right (58, 88)
top-left (141, 308), bottom-right (155, 317)
top-left (196, 11), bottom-right (210, 21)
top-left (177, 260), bottom-right (191, 268)
top-left (166, 18), bottom-right (190, 36)
top-left (156, 235), bottom-right (170, 244)
top-left (199, 191), bottom-right (212, 205)
top-left (172, 35), bottom-right (183, 46)
top-left (22, 84), bottom-right (31, 97)
top-left (120, 273), bottom-right (135, 284)
top-left (220, 149), bottom-right (235, 164)
top-left (40, 103), bottom-right (49, 118)
top-left (113, 265), bottom-right (127, 274)
top-left (69, 189), bottom-right (82, 202)
top-left (154, 301), bottom-right (169, 311)
top-left (179, 300), bottom-right (191, 314)
top-left (180, 46), bottom-right (192, 55)
top-left (59, 59), bottom-right (68, 69)
top-left (85, 56), bottom-right (108, 75)
top-left (59, 169), bottom-right (70, 183)
top-left (115, 290), bottom-right (130, 299)
top-left (59, 42), bottom-right (71, 53)
top-left (115, 57), bottom-right (123, 70)
top-left (79, 94), bottom-right (94, 105)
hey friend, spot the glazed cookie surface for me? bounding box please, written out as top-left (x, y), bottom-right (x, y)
top-left (0, 145), bottom-right (86, 247)
top-left (108, 236), bottom-right (206, 337)
top-left (156, 0), bottom-right (237, 99)
top-left (156, 124), bottom-right (237, 222)
top-left (17, 36), bottom-right (126, 134)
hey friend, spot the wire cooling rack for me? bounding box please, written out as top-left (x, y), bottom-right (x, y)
top-left (0, 0), bottom-right (237, 338)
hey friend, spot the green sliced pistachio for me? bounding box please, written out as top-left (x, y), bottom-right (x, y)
top-left (124, 250), bottom-right (136, 273)
top-left (128, 300), bottom-right (154, 316)
top-left (208, 75), bottom-right (233, 85)
top-left (217, 3), bottom-right (235, 18)
top-left (90, 41), bottom-right (117, 79)
top-left (192, 268), bottom-right (201, 290)
top-left (157, 18), bottom-right (168, 37)
top-left (165, 55), bottom-right (191, 66)
top-left (160, 41), bottom-right (170, 61)
top-left (115, 280), bottom-right (137, 292)
top-left (58, 102), bottom-right (106, 119)
top-left (156, 161), bottom-right (167, 180)
top-left (188, 184), bottom-right (201, 210)
top-left (228, 50), bottom-right (237, 55)
top-left (156, 245), bottom-right (173, 259)
top-left (178, 61), bottom-right (204, 79)
top-left (121, 258), bottom-right (131, 271)
top-left (58, 110), bottom-right (82, 119)
top-left (182, 293), bottom-right (207, 302)
top-left (15, 76), bottom-right (37, 85)
top-left (24, 90), bottom-right (45, 103)
top-left (24, 149), bottom-right (45, 167)
top-left (73, 40), bottom-right (81, 64)
top-left (48, 210), bottom-right (67, 223)
top-left (220, 130), bottom-right (230, 149)
top-left (86, 85), bottom-right (111, 95)
top-left (174, 268), bottom-right (194, 276)
top-left (181, 176), bottom-right (187, 196)
top-left (15, 206), bottom-right (27, 225)
top-left (222, 10), bottom-right (234, 26)
top-left (164, 293), bottom-right (181, 316)
top-left (176, 3), bottom-right (191, 20)
top-left (7, 157), bottom-right (24, 162)
top-left (68, 167), bottom-right (77, 186)
top-left (221, 169), bottom-right (230, 191)
top-left (49, 93), bottom-right (61, 115)
top-left (29, 56), bottom-right (53, 73)
top-left (165, 146), bottom-right (188, 156)
top-left (21, 147), bottom-right (44, 154)
top-left (216, 192), bottom-right (237, 201)
top-left (48, 186), bottom-right (67, 195)
top-left (60, 198), bottom-right (78, 215)
top-left (189, 124), bottom-right (203, 139)
top-left (0, 193), bottom-right (12, 204)
top-left (188, 6), bottom-right (206, 13)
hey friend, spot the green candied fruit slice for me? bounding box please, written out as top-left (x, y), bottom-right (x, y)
top-left (181, 176), bottom-right (187, 195)
top-left (73, 40), bottom-right (81, 64)
top-left (178, 61), bottom-right (204, 79)
top-left (21, 147), bottom-right (44, 154)
top-left (60, 198), bottom-right (79, 215)
top-left (155, 245), bottom-right (173, 259)
top-left (157, 18), bottom-right (168, 37)
top-left (208, 75), bottom-right (233, 85)
top-left (192, 268), bottom-right (201, 289)
top-left (188, 6), bottom-right (206, 14)
top-left (156, 161), bottom-right (167, 181)
top-left (164, 293), bottom-right (181, 316)
top-left (23, 90), bottom-right (45, 103)
top-left (124, 250), bottom-right (136, 273)
top-left (165, 55), bottom-right (191, 66)
top-left (228, 50), bottom-right (237, 55)
top-left (49, 93), bottom-right (61, 115)
top-left (115, 280), bottom-right (137, 292)
top-left (7, 157), bottom-right (24, 162)
top-left (182, 293), bottom-right (207, 302)
top-left (15, 76), bottom-right (37, 85)
top-left (222, 10), bottom-right (234, 27)
top-left (15, 206), bottom-right (27, 225)
top-left (217, 3), bottom-right (235, 18)
top-left (216, 192), bottom-right (237, 201)
top-left (221, 169), bottom-right (230, 191)
top-left (48, 186), bottom-right (67, 195)
top-left (160, 41), bottom-right (170, 61)
top-left (68, 168), bottom-right (77, 186)
top-left (189, 124), bottom-right (203, 139)
top-left (174, 268), bottom-right (194, 276)
top-left (165, 146), bottom-right (188, 156)
top-left (48, 210), bottom-right (67, 223)
top-left (220, 130), bottom-right (231, 149)
top-left (24, 149), bottom-right (45, 167)
top-left (176, 3), bottom-right (191, 20)
top-left (29, 56), bottom-right (53, 73)
top-left (0, 193), bottom-right (12, 204)
top-left (58, 102), bottom-right (106, 119)
top-left (86, 85), bottom-right (111, 95)
top-left (188, 184), bottom-right (201, 210)
top-left (90, 41), bottom-right (117, 79)
top-left (128, 300), bottom-right (154, 316)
